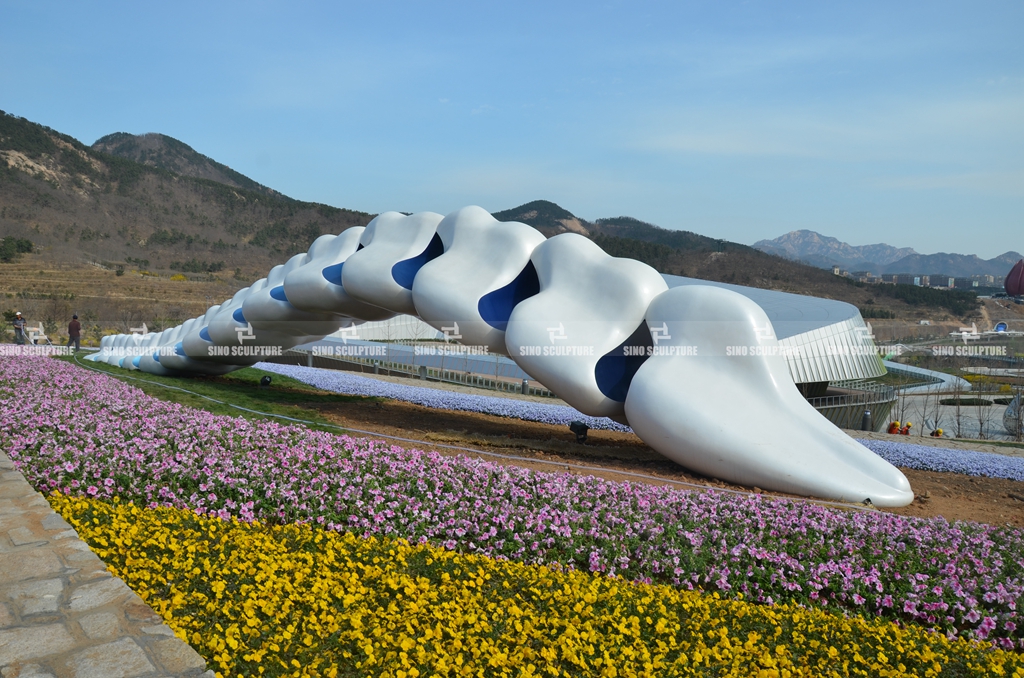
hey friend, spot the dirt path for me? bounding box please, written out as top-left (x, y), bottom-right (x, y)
top-left (281, 381), bottom-right (1024, 528)
top-left (979, 303), bottom-right (992, 331)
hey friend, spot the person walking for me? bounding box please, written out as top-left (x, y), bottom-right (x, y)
top-left (12, 312), bottom-right (27, 345)
top-left (67, 314), bottom-right (81, 352)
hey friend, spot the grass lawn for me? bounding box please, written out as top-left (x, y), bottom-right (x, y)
top-left (62, 354), bottom-right (375, 434)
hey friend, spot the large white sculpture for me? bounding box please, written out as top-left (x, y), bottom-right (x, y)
top-left (88, 206), bottom-right (915, 506)
top-left (624, 286), bottom-right (913, 507)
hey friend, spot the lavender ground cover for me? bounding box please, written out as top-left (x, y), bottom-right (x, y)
top-left (260, 362), bottom-right (1024, 483)
top-left (2, 356), bottom-right (1022, 649)
top-left (254, 362), bottom-right (631, 432)
top-left (860, 439), bottom-right (1024, 482)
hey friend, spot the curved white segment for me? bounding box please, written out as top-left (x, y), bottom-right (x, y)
top-left (126, 332), bottom-right (160, 371)
top-left (203, 284), bottom-right (298, 363)
top-left (95, 334), bottom-right (117, 364)
top-left (141, 321), bottom-right (240, 376)
top-left (99, 334), bottom-right (122, 365)
top-left (137, 330), bottom-right (178, 376)
top-left (120, 333), bottom-right (148, 370)
top-left (283, 227), bottom-right (396, 321)
top-left (341, 211), bottom-right (444, 315)
top-left (305, 232), bottom-right (338, 259)
top-left (153, 320), bottom-right (197, 372)
top-left (206, 288), bottom-right (252, 347)
top-left (86, 335), bottom-right (113, 362)
top-left (505, 234), bottom-right (668, 418)
top-left (104, 334), bottom-right (138, 367)
top-left (100, 336), bottom-right (121, 365)
top-left (412, 206), bottom-right (545, 355)
top-left (202, 297), bottom-right (267, 366)
top-left (181, 307), bottom-right (220, 360)
top-left (177, 310), bottom-right (252, 374)
top-left (242, 257), bottom-right (345, 339)
top-left (624, 285), bottom-right (914, 507)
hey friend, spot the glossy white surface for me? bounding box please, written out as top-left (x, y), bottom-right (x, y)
top-left (341, 211), bottom-right (444, 315)
top-left (242, 257), bottom-right (344, 340)
top-left (283, 227), bottom-right (397, 321)
top-left (181, 307), bottom-right (219, 360)
top-left (624, 285), bottom-right (913, 507)
top-left (505, 234), bottom-right (668, 418)
top-left (211, 280), bottom-right (308, 354)
top-left (137, 329), bottom-right (177, 376)
top-left (205, 288), bottom-right (252, 347)
top-left (413, 206), bottom-right (545, 354)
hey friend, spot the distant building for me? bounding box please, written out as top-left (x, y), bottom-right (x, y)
top-left (927, 275), bottom-right (955, 288)
top-left (850, 270), bottom-right (877, 283)
top-left (953, 278), bottom-right (979, 289)
top-left (894, 274), bottom-right (921, 286)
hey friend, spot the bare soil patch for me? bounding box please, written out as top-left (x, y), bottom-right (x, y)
top-left (285, 385), bottom-right (1024, 528)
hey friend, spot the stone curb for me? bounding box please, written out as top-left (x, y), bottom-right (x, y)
top-left (0, 451), bottom-right (214, 678)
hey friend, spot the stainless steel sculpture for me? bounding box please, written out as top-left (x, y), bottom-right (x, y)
top-left (90, 205), bottom-right (914, 506)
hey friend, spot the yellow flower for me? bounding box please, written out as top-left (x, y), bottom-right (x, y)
top-left (48, 494), bottom-right (1024, 678)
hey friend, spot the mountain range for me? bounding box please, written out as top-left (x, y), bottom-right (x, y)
top-left (92, 132), bottom-right (284, 199)
top-left (754, 230), bottom-right (1020, 279)
top-left (0, 109), bottom-right (983, 322)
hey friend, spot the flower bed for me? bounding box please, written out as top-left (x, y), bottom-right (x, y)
top-left (255, 361), bottom-right (630, 431)
top-left (258, 362), bottom-right (1024, 482)
top-left (860, 439), bottom-right (1024, 482)
top-left (52, 495), bottom-right (1024, 678)
top-left (2, 355), bottom-right (1023, 648)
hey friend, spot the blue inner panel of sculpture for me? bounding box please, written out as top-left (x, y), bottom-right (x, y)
top-left (270, 285), bottom-right (289, 302)
top-left (174, 342), bottom-right (186, 357)
top-left (232, 308), bottom-right (246, 324)
top-left (322, 262), bottom-right (344, 285)
top-left (478, 261), bottom-right (540, 331)
top-left (392, 233), bottom-right (444, 290)
top-left (199, 327), bottom-right (212, 342)
top-left (594, 321), bottom-right (653, 402)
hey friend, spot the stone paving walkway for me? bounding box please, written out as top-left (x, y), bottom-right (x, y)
top-left (0, 452), bottom-right (213, 678)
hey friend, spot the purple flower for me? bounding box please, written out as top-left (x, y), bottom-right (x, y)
top-left (2, 354), bottom-right (1022, 647)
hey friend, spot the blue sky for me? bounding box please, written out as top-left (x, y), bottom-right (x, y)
top-left (2, 1), bottom-right (1021, 258)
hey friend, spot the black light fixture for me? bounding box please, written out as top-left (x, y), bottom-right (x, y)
top-left (568, 420), bottom-right (589, 444)
top-left (260, 376), bottom-right (272, 388)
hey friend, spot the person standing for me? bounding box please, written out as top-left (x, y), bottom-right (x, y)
top-left (67, 314), bottom-right (81, 352)
top-left (12, 312), bottom-right (27, 345)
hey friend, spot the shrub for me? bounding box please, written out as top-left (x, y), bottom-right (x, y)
top-left (940, 398), bottom-right (993, 406)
